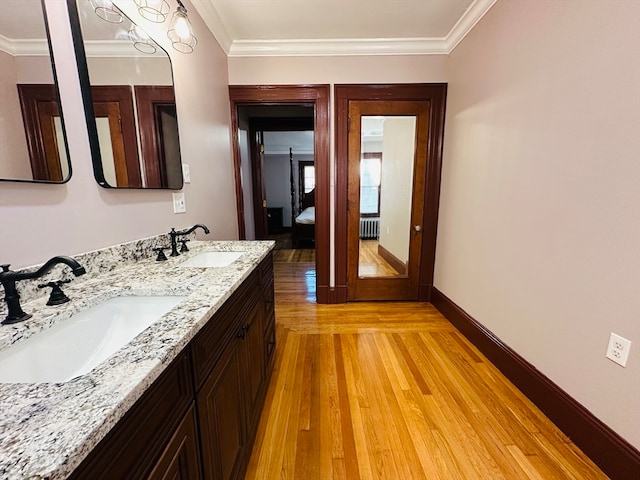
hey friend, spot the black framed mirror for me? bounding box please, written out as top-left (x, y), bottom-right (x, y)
top-left (0, 0), bottom-right (71, 184)
top-left (67, 0), bottom-right (183, 189)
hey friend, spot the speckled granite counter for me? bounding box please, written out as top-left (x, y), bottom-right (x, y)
top-left (0, 237), bottom-right (274, 479)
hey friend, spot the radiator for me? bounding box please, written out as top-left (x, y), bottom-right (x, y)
top-left (359, 217), bottom-right (380, 240)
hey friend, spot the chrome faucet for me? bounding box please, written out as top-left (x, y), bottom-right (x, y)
top-left (0, 256), bottom-right (86, 325)
top-left (168, 224), bottom-right (210, 257)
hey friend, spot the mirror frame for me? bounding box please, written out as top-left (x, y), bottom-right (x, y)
top-left (0, 0), bottom-right (72, 185)
top-left (65, 0), bottom-right (183, 190)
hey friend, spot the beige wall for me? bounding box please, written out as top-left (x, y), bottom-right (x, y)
top-left (0, 51), bottom-right (30, 178)
top-left (379, 117), bottom-right (416, 263)
top-left (0, 0), bottom-right (236, 269)
top-left (229, 55), bottom-right (447, 85)
top-left (437, 0), bottom-right (640, 448)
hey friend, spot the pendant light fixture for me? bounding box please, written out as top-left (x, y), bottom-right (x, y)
top-left (134, 0), bottom-right (170, 23)
top-left (167, 0), bottom-right (197, 53)
top-left (128, 24), bottom-right (158, 54)
top-left (89, 0), bottom-right (123, 23)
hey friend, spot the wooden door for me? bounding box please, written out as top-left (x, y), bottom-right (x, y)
top-left (347, 100), bottom-right (430, 301)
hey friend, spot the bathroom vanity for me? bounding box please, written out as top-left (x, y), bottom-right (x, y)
top-left (0, 238), bottom-right (275, 480)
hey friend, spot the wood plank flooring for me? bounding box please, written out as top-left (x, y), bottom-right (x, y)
top-left (245, 254), bottom-right (608, 479)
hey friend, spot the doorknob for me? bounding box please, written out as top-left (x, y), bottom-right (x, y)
top-left (414, 225), bottom-right (422, 232)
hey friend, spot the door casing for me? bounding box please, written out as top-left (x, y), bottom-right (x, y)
top-left (335, 84), bottom-right (448, 303)
top-left (228, 85), bottom-right (332, 303)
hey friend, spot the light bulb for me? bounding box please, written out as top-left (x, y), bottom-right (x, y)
top-left (174, 16), bottom-right (191, 40)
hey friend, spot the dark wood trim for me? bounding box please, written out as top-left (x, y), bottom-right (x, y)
top-left (430, 287), bottom-right (640, 480)
top-left (91, 86), bottom-right (141, 188)
top-left (334, 84), bottom-right (448, 303)
top-left (229, 85), bottom-right (331, 303)
top-left (377, 244), bottom-right (407, 275)
top-left (134, 86), bottom-right (177, 189)
top-left (17, 84), bottom-right (64, 182)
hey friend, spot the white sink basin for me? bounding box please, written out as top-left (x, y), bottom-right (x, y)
top-left (179, 251), bottom-right (244, 268)
top-left (0, 295), bottom-right (186, 383)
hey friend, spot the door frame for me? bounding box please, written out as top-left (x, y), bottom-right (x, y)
top-left (335, 84), bottom-right (447, 302)
top-left (228, 85), bottom-right (331, 303)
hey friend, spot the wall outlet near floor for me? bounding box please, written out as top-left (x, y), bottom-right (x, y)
top-left (173, 192), bottom-right (186, 214)
top-left (182, 164), bottom-right (191, 183)
top-left (605, 333), bottom-right (632, 367)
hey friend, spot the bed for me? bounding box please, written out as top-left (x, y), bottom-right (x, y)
top-left (293, 188), bottom-right (315, 248)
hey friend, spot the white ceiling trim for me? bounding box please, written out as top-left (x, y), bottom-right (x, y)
top-left (191, 0), bottom-right (496, 57)
top-left (83, 40), bottom-right (167, 58)
top-left (229, 37), bottom-right (449, 57)
top-left (0, 35), bottom-right (48, 56)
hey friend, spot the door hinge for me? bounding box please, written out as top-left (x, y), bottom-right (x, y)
top-left (347, 117), bottom-right (351, 132)
top-left (260, 144), bottom-right (264, 153)
top-left (263, 199), bottom-right (267, 208)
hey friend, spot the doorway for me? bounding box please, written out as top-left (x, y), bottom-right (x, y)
top-left (228, 85), bottom-right (332, 303)
top-left (335, 84), bottom-right (447, 302)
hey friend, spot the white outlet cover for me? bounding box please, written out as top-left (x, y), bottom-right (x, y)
top-left (606, 333), bottom-right (632, 367)
top-left (182, 164), bottom-right (191, 183)
top-left (173, 192), bottom-right (186, 214)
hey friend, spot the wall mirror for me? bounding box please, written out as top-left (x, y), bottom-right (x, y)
top-left (0, 0), bottom-right (71, 184)
top-left (68, 0), bottom-right (183, 189)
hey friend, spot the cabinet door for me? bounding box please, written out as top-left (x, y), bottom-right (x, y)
top-left (239, 301), bottom-right (265, 434)
top-left (147, 405), bottom-right (201, 480)
top-left (198, 335), bottom-right (245, 480)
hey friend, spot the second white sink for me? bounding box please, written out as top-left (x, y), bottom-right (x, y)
top-left (178, 251), bottom-right (244, 268)
top-left (0, 295), bottom-right (186, 384)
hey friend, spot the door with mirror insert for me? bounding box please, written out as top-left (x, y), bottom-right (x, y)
top-left (347, 100), bottom-right (430, 300)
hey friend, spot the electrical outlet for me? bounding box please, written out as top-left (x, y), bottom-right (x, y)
top-left (606, 333), bottom-right (632, 367)
top-left (182, 164), bottom-right (191, 183)
top-left (172, 192), bottom-right (186, 214)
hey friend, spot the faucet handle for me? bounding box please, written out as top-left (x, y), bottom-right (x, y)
top-left (153, 247), bottom-right (168, 262)
top-left (38, 279), bottom-right (71, 306)
top-left (0, 264), bottom-right (10, 272)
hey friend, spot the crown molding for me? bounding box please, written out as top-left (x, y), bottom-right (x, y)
top-left (0, 35), bottom-right (49, 56)
top-left (445, 0), bottom-right (497, 53)
top-left (193, 0), bottom-right (496, 57)
top-left (189, 0), bottom-right (232, 53)
top-left (83, 40), bottom-right (166, 58)
top-left (229, 37), bottom-right (449, 57)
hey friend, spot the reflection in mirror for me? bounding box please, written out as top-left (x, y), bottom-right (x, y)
top-left (358, 116), bottom-right (416, 278)
top-left (0, 0), bottom-right (71, 183)
top-left (71, 0), bottom-right (183, 189)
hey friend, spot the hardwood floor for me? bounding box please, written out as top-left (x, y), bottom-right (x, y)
top-left (358, 240), bottom-right (400, 277)
top-left (245, 252), bottom-right (607, 479)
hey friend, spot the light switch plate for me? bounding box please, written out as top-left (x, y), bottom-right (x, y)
top-left (173, 192), bottom-right (186, 213)
top-left (182, 164), bottom-right (191, 183)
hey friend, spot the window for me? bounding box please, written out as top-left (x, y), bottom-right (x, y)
top-left (360, 153), bottom-right (381, 216)
top-left (300, 161), bottom-right (315, 193)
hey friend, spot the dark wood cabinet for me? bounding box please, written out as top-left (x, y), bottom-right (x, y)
top-left (198, 334), bottom-right (246, 480)
top-left (147, 405), bottom-right (202, 480)
top-left (68, 353), bottom-right (195, 480)
top-left (239, 299), bottom-right (265, 436)
top-left (69, 254), bottom-right (276, 480)
top-left (267, 207), bottom-right (284, 234)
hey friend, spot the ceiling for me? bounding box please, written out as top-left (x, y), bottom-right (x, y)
top-left (191, 0), bottom-right (497, 56)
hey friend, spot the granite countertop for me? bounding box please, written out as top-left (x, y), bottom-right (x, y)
top-left (0, 239), bottom-right (274, 480)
